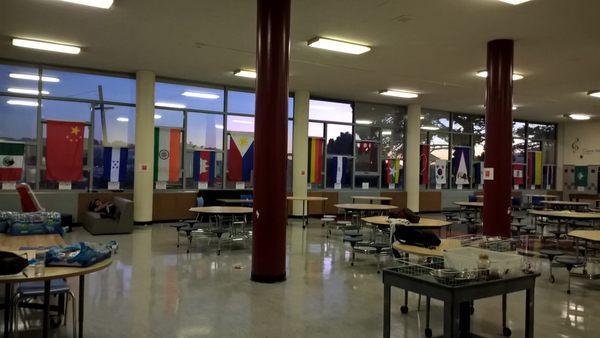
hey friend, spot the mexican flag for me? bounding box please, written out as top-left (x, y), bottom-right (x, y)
top-left (154, 127), bottom-right (181, 182)
top-left (0, 142), bottom-right (24, 181)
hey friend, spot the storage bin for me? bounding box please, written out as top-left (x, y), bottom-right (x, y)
top-left (444, 247), bottom-right (523, 277)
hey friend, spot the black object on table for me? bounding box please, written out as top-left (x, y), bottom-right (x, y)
top-left (382, 265), bottom-right (539, 338)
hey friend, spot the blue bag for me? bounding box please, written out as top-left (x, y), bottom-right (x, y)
top-left (6, 211), bottom-right (63, 236)
top-left (45, 242), bottom-right (113, 268)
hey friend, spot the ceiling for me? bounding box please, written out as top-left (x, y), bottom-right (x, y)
top-left (1, 0), bottom-right (599, 122)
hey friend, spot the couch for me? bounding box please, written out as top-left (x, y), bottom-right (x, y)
top-left (82, 197), bottom-right (133, 235)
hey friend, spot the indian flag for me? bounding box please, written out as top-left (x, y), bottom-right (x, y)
top-left (154, 128), bottom-right (181, 182)
top-left (0, 142), bottom-right (24, 181)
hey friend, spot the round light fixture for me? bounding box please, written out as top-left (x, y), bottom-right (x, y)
top-left (355, 119), bottom-right (373, 125)
top-left (420, 125), bottom-right (440, 131)
top-left (476, 70), bottom-right (523, 81)
top-left (116, 117), bottom-right (129, 122)
top-left (568, 113), bottom-right (591, 121)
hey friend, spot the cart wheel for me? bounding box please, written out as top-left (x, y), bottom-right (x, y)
top-left (567, 289), bottom-right (571, 294)
top-left (350, 262), bottom-right (354, 266)
top-left (425, 328), bottom-right (432, 338)
top-left (503, 327), bottom-right (512, 337)
top-left (550, 275), bottom-right (555, 283)
top-left (377, 270), bottom-right (381, 274)
top-left (400, 306), bottom-right (408, 314)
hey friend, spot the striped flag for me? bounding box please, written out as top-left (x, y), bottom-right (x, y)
top-left (385, 159), bottom-right (401, 184)
top-left (102, 147), bottom-right (128, 182)
top-left (308, 137), bottom-right (324, 184)
top-left (227, 132), bottom-right (254, 182)
top-left (543, 165), bottom-right (556, 188)
top-left (0, 142), bottom-right (24, 181)
top-left (193, 150), bottom-right (216, 182)
top-left (513, 163), bottom-right (524, 185)
top-left (154, 128), bottom-right (182, 182)
top-left (473, 162), bottom-right (484, 185)
top-left (527, 151), bottom-right (542, 186)
top-left (329, 156), bottom-right (347, 184)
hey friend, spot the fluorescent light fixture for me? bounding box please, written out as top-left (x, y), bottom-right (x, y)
top-left (379, 89), bottom-right (419, 99)
top-left (12, 38), bottom-right (81, 55)
top-left (154, 114), bottom-right (162, 120)
top-left (7, 99), bottom-right (38, 107)
top-left (307, 37), bottom-right (371, 55)
top-left (215, 124), bottom-right (224, 129)
top-left (569, 113), bottom-right (591, 121)
top-left (181, 91), bottom-right (220, 99)
top-left (587, 90), bottom-right (600, 98)
top-left (155, 102), bottom-right (186, 109)
top-left (420, 116), bottom-right (424, 120)
top-left (497, 0), bottom-right (531, 5)
top-left (382, 130), bottom-right (392, 136)
top-left (476, 70), bottom-right (523, 81)
top-left (57, 0), bottom-right (114, 9)
top-left (512, 105), bottom-right (518, 110)
top-left (232, 119), bottom-right (253, 125)
top-left (7, 87), bottom-right (49, 95)
top-left (355, 119), bottom-right (373, 125)
top-left (116, 117), bottom-right (129, 122)
top-left (420, 125), bottom-right (440, 131)
top-left (9, 73), bottom-right (60, 83)
top-left (233, 70), bottom-right (257, 79)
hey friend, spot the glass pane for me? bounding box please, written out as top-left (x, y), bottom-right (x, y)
top-left (473, 117), bottom-right (485, 135)
top-left (353, 102), bottom-right (405, 126)
top-left (42, 69), bottom-right (135, 103)
top-left (184, 150), bottom-right (223, 189)
top-left (528, 123), bottom-right (556, 140)
top-left (474, 135), bottom-right (485, 162)
top-left (187, 113), bottom-right (223, 150)
top-left (513, 121), bottom-right (526, 138)
top-left (355, 175), bottom-right (378, 189)
top-left (512, 138), bottom-right (526, 163)
top-left (156, 82), bottom-right (223, 112)
top-left (309, 99), bottom-right (353, 123)
top-left (287, 120), bottom-right (293, 154)
top-left (226, 115), bottom-right (254, 133)
top-left (227, 90), bottom-right (255, 114)
top-left (42, 99), bottom-right (91, 122)
top-left (421, 110), bottom-right (450, 130)
top-left (543, 140), bottom-right (555, 164)
top-left (355, 141), bottom-right (378, 172)
top-left (0, 96), bottom-right (37, 186)
top-left (155, 109), bottom-right (184, 128)
top-left (0, 63), bottom-right (41, 98)
top-left (355, 125), bottom-right (379, 141)
top-left (308, 122), bottom-right (324, 138)
top-left (452, 134), bottom-right (471, 147)
top-left (326, 124), bottom-right (353, 155)
top-left (452, 114), bottom-right (473, 133)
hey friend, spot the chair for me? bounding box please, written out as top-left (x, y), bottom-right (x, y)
top-left (11, 279), bottom-right (76, 338)
top-left (16, 183), bottom-right (44, 212)
top-left (81, 197), bottom-right (133, 235)
top-left (555, 255), bottom-right (586, 294)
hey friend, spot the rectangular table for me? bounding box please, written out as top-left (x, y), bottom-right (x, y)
top-left (382, 264), bottom-right (539, 338)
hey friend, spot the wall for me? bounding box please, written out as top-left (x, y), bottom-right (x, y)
top-left (563, 120), bottom-right (600, 165)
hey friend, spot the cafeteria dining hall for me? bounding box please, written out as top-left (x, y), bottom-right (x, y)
top-left (2, 0), bottom-right (600, 337)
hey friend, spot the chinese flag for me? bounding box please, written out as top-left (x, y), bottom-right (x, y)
top-left (46, 120), bottom-right (85, 181)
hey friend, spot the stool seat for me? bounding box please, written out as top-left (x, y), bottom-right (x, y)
top-left (170, 223), bottom-right (188, 230)
top-left (353, 246), bottom-right (377, 254)
top-left (320, 217), bottom-right (334, 221)
top-left (323, 214), bottom-right (336, 218)
top-left (343, 236), bottom-right (363, 243)
top-left (371, 242), bottom-right (389, 250)
top-left (555, 256), bottom-right (585, 266)
top-left (337, 221), bottom-right (352, 225)
top-left (18, 279), bottom-right (70, 297)
top-left (539, 249), bottom-right (564, 257)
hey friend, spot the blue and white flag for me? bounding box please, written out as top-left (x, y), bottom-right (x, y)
top-left (329, 156), bottom-right (348, 184)
top-left (103, 147), bottom-right (128, 182)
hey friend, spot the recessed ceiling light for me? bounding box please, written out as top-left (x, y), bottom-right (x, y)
top-left (476, 70), bottom-right (523, 81)
top-left (12, 38), bottom-right (81, 55)
top-left (379, 89), bottom-right (419, 99)
top-left (569, 113), bottom-right (591, 121)
top-left (7, 88), bottom-right (49, 95)
top-left (154, 114), bottom-right (162, 120)
top-left (512, 105), bottom-right (518, 110)
top-left (57, 0), bottom-right (113, 9)
top-left (355, 119), bottom-right (373, 125)
top-left (9, 73), bottom-right (60, 82)
top-left (7, 99), bottom-right (38, 107)
top-left (420, 125), bottom-right (440, 131)
top-left (497, 0), bottom-right (532, 5)
top-left (215, 124), bottom-right (224, 129)
top-left (116, 117), bottom-right (129, 122)
top-left (233, 70), bottom-right (257, 79)
top-left (181, 91), bottom-right (220, 99)
top-left (382, 130), bottom-right (392, 136)
top-left (155, 102), bottom-right (186, 109)
top-left (587, 90), bottom-right (600, 98)
top-left (307, 37), bottom-right (371, 55)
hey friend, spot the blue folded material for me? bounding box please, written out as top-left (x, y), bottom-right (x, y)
top-left (2, 211), bottom-right (63, 236)
top-left (45, 241), bottom-right (114, 268)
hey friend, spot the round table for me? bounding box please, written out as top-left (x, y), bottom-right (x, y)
top-left (540, 200), bottom-right (590, 210)
top-left (216, 198), bottom-right (254, 205)
top-left (0, 234), bottom-right (111, 338)
top-left (286, 196), bottom-right (328, 229)
top-left (334, 203), bottom-right (398, 212)
top-left (454, 201), bottom-right (484, 208)
top-left (351, 196), bottom-right (392, 204)
top-left (528, 209), bottom-right (600, 240)
top-left (189, 206), bottom-right (253, 254)
top-left (361, 215), bottom-right (451, 229)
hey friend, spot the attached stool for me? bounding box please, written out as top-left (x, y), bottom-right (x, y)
top-left (343, 234), bottom-right (364, 266)
top-left (170, 222), bottom-right (190, 248)
top-left (555, 255), bottom-right (586, 294)
top-left (539, 249), bottom-right (564, 283)
top-left (371, 242), bottom-right (389, 273)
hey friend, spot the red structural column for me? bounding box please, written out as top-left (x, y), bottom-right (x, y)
top-left (483, 39), bottom-right (514, 237)
top-left (251, 0), bottom-right (291, 283)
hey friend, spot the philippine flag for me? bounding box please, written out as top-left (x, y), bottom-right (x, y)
top-left (193, 150), bottom-right (216, 182)
top-left (227, 132), bottom-right (254, 182)
top-left (103, 147), bottom-right (128, 182)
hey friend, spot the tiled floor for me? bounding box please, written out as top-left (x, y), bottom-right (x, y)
top-left (9, 217), bottom-right (600, 337)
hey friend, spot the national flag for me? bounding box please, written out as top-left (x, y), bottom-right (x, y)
top-left (543, 165), bottom-right (556, 188)
top-left (154, 127), bottom-right (182, 182)
top-left (420, 144), bottom-right (429, 185)
top-left (473, 162), bottom-right (484, 185)
top-left (385, 159), bottom-right (401, 184)
top-left (512, 163), bottom-right (524, 185)
top-left (574, 166), bottom-right (588, 187)
top-left (329, 156), bottom-right (348, 184)
top-left (0, 142), bottom-right (24, 181)
top-left (308, 137), bottom-right (324, 184)
top-left (452, 147), bottom-right (470, 185)
top-left (46, 120), bottom-right (85, 181)
top-left (527, 151), bottom-right (543, 186)
top-left (435, 160), bottom-right (446, 185)
top-left (193, 150), bottom-right (216, 182)
top-left (102, 147), bottom-right (128, 182)
top-left (227, 132), bottom-right (254, 182)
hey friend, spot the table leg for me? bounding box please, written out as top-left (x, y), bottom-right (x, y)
top-left (459, 301), bottom-right (470, 338)
top-left (383, 284), bottom-right (391, 338)
top-left (4, 283), bottom-right (10, 338)
top-left (42, 280), bottom-right (50, 338)
top-left (79, 276), bottom-right (85, 338)
top-left (443, 301), bottom-right (460, 338)
top-left (302, 201), bottom-right (307, 229)
top-left (525, 287), bottom-right (534, 338)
